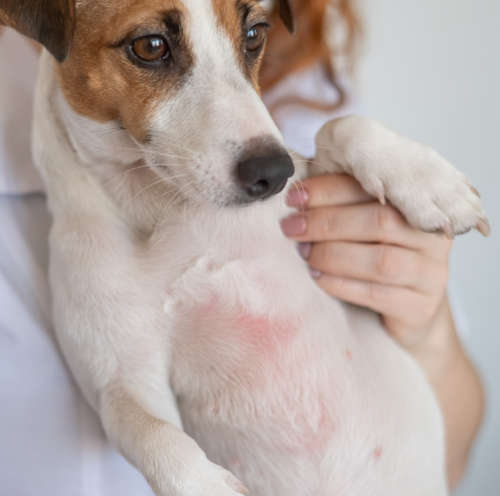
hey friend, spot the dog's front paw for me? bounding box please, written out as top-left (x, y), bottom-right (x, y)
top-left (159, 458), bottom-right (248, 496)
top-left (378, 156), bottom-right (490, 238)
top-left (204, 462), bottom-right (249, 495)
top-left (315, 116), bottom-right (490, 238)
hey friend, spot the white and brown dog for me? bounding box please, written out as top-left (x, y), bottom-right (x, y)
top-left (0, 0), bottom-right (490, 495)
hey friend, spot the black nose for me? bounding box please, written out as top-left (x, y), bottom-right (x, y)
top-left (237, 153), bottom-right (295, 201)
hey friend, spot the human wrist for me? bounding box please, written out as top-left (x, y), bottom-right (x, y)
top-left (406, 295), bottom-right (462, 379)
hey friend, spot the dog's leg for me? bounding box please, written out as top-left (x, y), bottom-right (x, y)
top-left (312, 116), bottom-right (490, 237)
top-left (49, 226), bottom-right (247, 496)
top-left (55, 316), bottom-right (248, 496)
top-left (100, 387), bottom-right (248, 496)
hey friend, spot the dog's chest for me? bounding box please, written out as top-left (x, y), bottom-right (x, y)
top-left (165, 254), bottom-right (366, 453)
top-left (166, 257), bottom-right (344, 472)
top-left (165, 254), bottom-right (316, 389)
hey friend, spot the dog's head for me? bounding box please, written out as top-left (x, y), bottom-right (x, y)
top-left (1, 0), bottom-right (296, 206)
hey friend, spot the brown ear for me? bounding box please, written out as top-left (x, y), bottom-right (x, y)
top-left (278, 0), bottom-right (295, 33)
top-left (0, 0), bottom-right (75, 62)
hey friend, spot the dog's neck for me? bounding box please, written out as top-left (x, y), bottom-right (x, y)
top-left (61, 94), bottom-right (184, 233)
top-left (35, 56), bottom-right (187, 235)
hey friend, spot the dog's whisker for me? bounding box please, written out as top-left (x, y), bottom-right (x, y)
top-left (290, 180), bottom-right (309, 213)
top-left (155, 180), bottom-right (196, 216)
top-left (148, 139), bottom-right (202, 156)
top-left (130, 177), bottom-right (174, 202)
top-left (81, 142), bottom-right (193, 162)
top-left (84, 131), bottom-right (196, 162)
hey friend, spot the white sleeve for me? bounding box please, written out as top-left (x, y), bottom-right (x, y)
top-left (263, 64), bottom-right (358, 157)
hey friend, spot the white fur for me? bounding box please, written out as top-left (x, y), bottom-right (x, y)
top-left (148, 0), bottom-right (282, 206)
top-left (31, 3), bottom-right (488, 494)
top-left (314, 117), bottom-right (489, 236)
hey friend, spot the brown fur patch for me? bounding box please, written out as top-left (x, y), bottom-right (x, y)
top-left (57, 0), bottom-right (194, 141)
top-left (211, 0), bottom-right (269, 90)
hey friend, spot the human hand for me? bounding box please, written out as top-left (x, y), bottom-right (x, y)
top-left (281, 174), bottom-right (453, 350)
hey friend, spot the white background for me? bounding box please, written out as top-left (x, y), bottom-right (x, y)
top-left (357, 1), bottom-right (500, 493)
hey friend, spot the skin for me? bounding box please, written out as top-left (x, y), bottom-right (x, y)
top-left (281, 174), bottom-right (485, 490)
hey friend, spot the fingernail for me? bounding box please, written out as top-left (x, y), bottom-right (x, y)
top-left (309, 268), bottom-right (322, 279)
top-left (286, 185), bottom-right (309, 207)
top-left (298, 242), bottom-right (312, 260)
top-left (280, 214), bottom-right (307, 236)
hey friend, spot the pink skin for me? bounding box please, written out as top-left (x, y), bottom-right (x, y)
top-left (191, 299), bottom-right (336, 456)
top-left (191, 296), bottom-right (297, 361)
top-left (234, 315), bottom-right (337, 456)
top-left (235, 312), bottom-right (296, 356)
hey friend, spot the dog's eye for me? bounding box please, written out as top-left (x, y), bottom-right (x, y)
top-left (130, 35), bottom-right (169, 63)
top-left (245, 24), bottom-right (269, 52)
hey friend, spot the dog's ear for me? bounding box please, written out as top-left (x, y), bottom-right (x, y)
top-left (0, 0), bottom-right (75, 62)
top-left (278, 0), bottom-right (295, 33)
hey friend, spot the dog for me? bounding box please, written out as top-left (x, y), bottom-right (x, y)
top-left (1, 0), bottom-right (490, 495)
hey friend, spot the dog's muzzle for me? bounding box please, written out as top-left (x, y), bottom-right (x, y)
top-left (236, 152), bottom-right (294, 201)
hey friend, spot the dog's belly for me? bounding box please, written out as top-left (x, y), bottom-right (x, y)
top-left (167, 259), bottom-right (447, 496)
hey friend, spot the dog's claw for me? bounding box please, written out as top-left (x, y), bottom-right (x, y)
top-left (225, 473), bottom-right (249, 495)
top-left (470, 184), bottom-right (481, 198)
top-left (476, 218), bottom-right (491, 237)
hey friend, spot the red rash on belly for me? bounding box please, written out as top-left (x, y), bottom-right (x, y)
top-left (188, 298), bottom-right (337, 457)
top-left (235, 312), bottom-right (297, 352)
top-left (192, 297), bottom-right (298, 357)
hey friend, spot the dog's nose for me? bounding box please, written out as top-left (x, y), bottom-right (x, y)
top-left (237, 153), bottom-right (294, 200)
